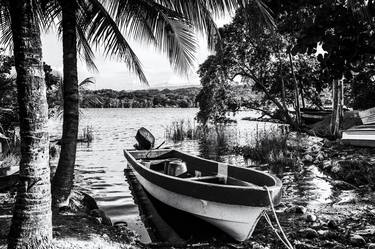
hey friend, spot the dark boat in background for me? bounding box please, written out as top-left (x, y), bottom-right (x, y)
top-left (300, 108), bottom-right (332, 125)
top-left (123, 149), bottom-right (282, 241)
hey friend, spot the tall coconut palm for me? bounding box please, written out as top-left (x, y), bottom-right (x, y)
top-left (50, 0), bottom-right (81, 206)
top-left (42, 0), bottom-right (198, 206)
top-left (2, 1), bottom-right (52, 248)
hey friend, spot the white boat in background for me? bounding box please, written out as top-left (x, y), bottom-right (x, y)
top-left (123, 149), bottom-right (282, 241)
top-left (342, 107), bottom-right (375, 147)
top-left (342, 125), bottom-right (375, 147)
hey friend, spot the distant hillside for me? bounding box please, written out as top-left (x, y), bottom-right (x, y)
top-left (80, 87), bottom-right (201, 108)
top-left (148, 84), bottom-right (202, 90)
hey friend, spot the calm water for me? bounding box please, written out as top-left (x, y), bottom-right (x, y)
top-left (48, 108), bottom-right (359, 244)
top-left (48, 108), bottom-right (278, 242)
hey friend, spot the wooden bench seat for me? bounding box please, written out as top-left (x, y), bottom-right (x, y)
top-left (188, 175), bottom-right (258, 187)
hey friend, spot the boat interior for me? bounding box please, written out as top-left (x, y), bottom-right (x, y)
top-left (127, 149), bottom-right (276, 188)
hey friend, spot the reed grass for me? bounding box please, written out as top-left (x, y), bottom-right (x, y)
top-left (236, 126), bottom-right (301, 172)
top-left (165, 119), bottom-right (205, 142)
top-left (80, 125), bottom-right (94, 143)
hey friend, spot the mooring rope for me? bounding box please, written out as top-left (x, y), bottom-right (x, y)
top-left (263, 213), bottom-right (292, 249)
top-left (264, 186), bottom-right (294, 249)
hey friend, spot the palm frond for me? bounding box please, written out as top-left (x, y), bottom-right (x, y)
top-left (77, 0), bottom-right (148, 84)
top-left (79, 77), bottom-right (96, 88)
top-left (39, 0), bottom-right (62, 31)
top-left (76, 26), bottom-right (99, 73)
top-left (155, 0), bottom-right (274, 49)
top-left (102, 0), bottom-right (198, 74)
top-left (0, 5), bottom-right (12, 50)
top-left (154, 0), bottom-right (220, 49)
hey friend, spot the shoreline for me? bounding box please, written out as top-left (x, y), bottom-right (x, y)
top-left (0, 189), bottom-right (141, 249)
top-left (1, 131), bottom-right (375, 249)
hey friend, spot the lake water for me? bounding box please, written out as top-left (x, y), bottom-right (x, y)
top-left (48, 108), bottom-right (280, 242)
top-left (48, 108), bottom-right (358, 244)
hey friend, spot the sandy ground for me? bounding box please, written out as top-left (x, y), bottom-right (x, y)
top-left (0, 189), bottom-right (141, 249)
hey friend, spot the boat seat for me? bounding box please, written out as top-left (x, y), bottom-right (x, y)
top-left (188, 175), bottom-right (225, 183)
top-left (188, 175), bottom-right (257, 187)
top-left (141, 158), bottom-right (179, 171)
top-left (226, 177), bottom-right (259, 187)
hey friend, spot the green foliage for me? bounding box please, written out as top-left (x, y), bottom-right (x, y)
top-left (0, 50), bottom-right (14, 110)
top-left (196, 55), bottom-right (241, 125)
top-left (290, 1), bottom-right (375, 78)
top-left (196, 6), bottom-right (322, 125)
top-left (0, 50), bottom-right (16, 134)
top-left (79, 87), bottom-right (200, 108)
top-left (349, 68), bottom-right (375, 109)
top-left (285, 0), bottom-right (375, 109)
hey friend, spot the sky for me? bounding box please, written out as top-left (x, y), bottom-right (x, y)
top-left (41, 18), bottom-right (231, 91)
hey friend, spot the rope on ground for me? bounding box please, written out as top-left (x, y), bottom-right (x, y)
top-left (264, 186), bottom-right (294, 249)
top-left (264, 213), bottom-right (291, 249)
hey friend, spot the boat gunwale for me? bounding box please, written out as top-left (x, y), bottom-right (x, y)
top-left (124, 149), bottom-right (281, 192)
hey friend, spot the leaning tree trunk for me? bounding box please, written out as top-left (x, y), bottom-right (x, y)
top-left (330, 79), bottom-right (344, 138)
top-left (288, 53), bottom-right (301, 127)
top-left (8, 1), bottom-right (52, 248)
top-left (52, 1), bottom-right (79, 206)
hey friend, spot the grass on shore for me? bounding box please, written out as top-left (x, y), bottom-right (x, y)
top-left (235, 127), bottom-right (302, 173)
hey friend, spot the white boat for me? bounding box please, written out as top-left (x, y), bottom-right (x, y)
top-left (342, 125), bottom-right (375, 147)
top-left (123, 149), bottom-right (282, 241)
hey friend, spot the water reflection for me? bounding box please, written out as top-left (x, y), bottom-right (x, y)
top-left (48, 108), bottom-right (360, 244)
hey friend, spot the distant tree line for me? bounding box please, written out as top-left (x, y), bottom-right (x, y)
top-left (79, 87), bottom-right (201, 108)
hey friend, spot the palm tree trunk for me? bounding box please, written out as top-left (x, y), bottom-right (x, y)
top-left (7, 1), bottom-right (52, 248)
top-left (52, 1), bottom-right (79, 206)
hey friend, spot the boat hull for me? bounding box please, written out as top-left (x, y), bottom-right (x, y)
top-left (124, 149), bottom-right (282, 241)
top-left (131, 168), bottom-right (265, 241)
top-left (342, 125), bottom-right (375, 147)
top-left (301, 109), bottom-right (331, 125)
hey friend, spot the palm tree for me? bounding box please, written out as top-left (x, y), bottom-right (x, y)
top-left (45, 0), bottom-right (198, 206)
top-left (4, 1), bottom-right (52, 248)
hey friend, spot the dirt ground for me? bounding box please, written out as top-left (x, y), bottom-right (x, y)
top-left (0, 189), bottom-right (141, 249)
